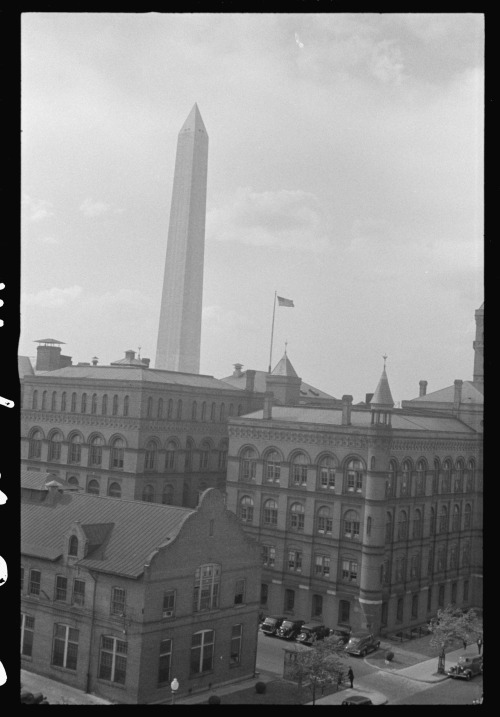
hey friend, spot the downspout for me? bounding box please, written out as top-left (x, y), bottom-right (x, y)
top-left (86, 570), bottom-right (99, 694)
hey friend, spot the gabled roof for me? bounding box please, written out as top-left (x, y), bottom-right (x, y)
top-left (21, 492), bottom-right (194, 577)
top-left (370, 367), bottom-right (394, 408)
top-left (407, 381), bottom-right (484, 405)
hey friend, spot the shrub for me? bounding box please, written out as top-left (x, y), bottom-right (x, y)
top-left (255, 681), bottom-right (267, 694)
top-left (385, 651), bottom-right (394, 662)
top-left (208, 695), bottom-right (221, 704)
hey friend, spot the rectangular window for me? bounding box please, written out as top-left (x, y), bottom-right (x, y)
top-left (262, 545), bottom-right (276, 568)
top-left (260, 583), bottom-right (268, 606)
top-left (463, 580), bottom-right (469, 602)
top-left (342, 560), bottom-right (358, 582)
top-left (438, 584), bottom-right (445, 608)
top-left (312, 594), bottom-right (323, 617)
top-left (411, 594), bottom-right (419, 619)
top-left (52, 624), bottom-right (79, 670)
top-left (396, 597), bottom-right (404, 622)
top-left (339, 600), bottom-right (350, 625)
top-left (29, 569), bottom-right (41, 596)
top-left (451, 582), bottom-right (457, 604)
top-left (163, 590), bottom-right (176, 618)
top-left (234, 579), bottom-right (245, 605)
top-left (230, 624), bottom-right (243, 665)
top-left (344, 520), bottom-right (360, 539)
top-left (98, 635), bottom-right (127, 684)
top-left (55, 576), bottom-right (68, 602)
top-left (111, 587), bottom-right (126, 615)
top-left (314, 555), bottom-right (330, 578)
top-left (21, 614), bottom-right (35, 657)
top-left (320, 468), bottom-right (335, 490)
top-left (193, 564), bottom-right (221, 612)
top-left (190, 630), bottom-right (214, 675)
top-left (427, 587), bottom-right (432, 612)
top-left (381, 603), bottom-right (388, 627)
top-left (72, 580), bottom-right (86, 607)
top-left (284, 588), bottom-right (295, 613)
top-left (288, 550), bottom-right (302, 572)
top-left (158, 638), bottom-right (172, 685)
top-left (410, 554), bottom-right (420, 579)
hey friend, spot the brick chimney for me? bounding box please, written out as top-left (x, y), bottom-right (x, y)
top-left (125, 350), bottom-right (136, 361)
top-left (92, 357), bottom-right (98, 366)
top-left (453, 379), bottom-right (463, 411)
top-left (263, 393), bottom-right (273, 420)
top-left (245, 370), bottom-right (256, 392)
top-left (142, 358), bottom-right (151, 367)
top-left (342, 395), bottom-right (353, 425)
top-left (419, 380), bottom-right (427, 397)
top-left (233, 363), bottom-right (244, 378)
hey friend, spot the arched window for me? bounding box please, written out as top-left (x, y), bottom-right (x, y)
top-left (265, 450), bottom-right (281, 482)
top-left (69, 433), bottom-right (82, 464)
top-left (185, 438), bottom-right (194, 471)
top-left (220, 403), bottom-right (225, 421)
top-left (239, 496), bottom-right (254, 522)
top-left (142, 484), bottom-right (155, 502)
top-left (157, 398), bottom-right (163, 418)
top-left (28, 429), bottom-right (43, 459)
top-left (317, 506), bottom-right (333, 534)
top-left (263, 499), bottom-right (278, 526)
top-left (145, 440), bottom-right (158, 471)
top-left (218, 440), bottom-right (228, 470)
top-left (123, 395), bottom-right (129, 417)
top-left (464, 503), bottom-right (472, 530)
top-left (430, 506), bottom-right (436, 535)
top-left (210, 402), bottom-right (216, 421)
top-left (112, 395), bottom-right (119, 416)
top-left (108, 482), bottom-right (121, 498)
top-left (454, 460), bottom-right (464, 492)
top-left (147, 396), bottom-right (153, 418)
top-left (71, 392), bottom-right (77, 412)
top-left (370, 456), bottom-right (376, 470)
top-left (452, 504), bottom-right (460, 531)
top-left (191, 401), bottom-right (197, 420)
top-left (450, 544), bottom-right (458, 570)
top-left (318, 455), bottom-right (336, 490)
top-left (60, 391), bottom-right (67, 411)
top-left (110, 437), bottom-right (125, 469)
top-left (439, 505), bottom-right (448, 533)
top-left (413, 509), bottom-right (423, 538)
top-left (41, 391), bottom-right (47, 410)
top-left (68, 536), bottom-right (78, 557)
top-left (442, 460), bottom-right (452, 493)
top-left (398, 510), bottom-right (408, 540)
top-left (466, 460), bottom-right (475, 492)
top-left (367, 516), bottom-right (372, 536)
top-left (346, 458), bottom-right (364, 492)
top-left (162, 484), bottom-right (174, 505)
top-left (89, 435), bottom-right (104, 466)
top-left (401, 460), bottom-right (411, 496)
top-left (87, 479), bottom-right (100, 495)
top-left (67, 476), bottom-right (79, 489)
top-left (81, 393), bottom-right (87, 413)
top-left (385, 512), bottom-right (393, 543)
top-left (229, 403), bottom-right (234, 417)
top-left (289, 503), bottom-right (305, 531)
top-left (165, 441), bottom-right (177, 470)
top-left (238, 404), bottom-right (243, 416)
top-left (201, 401), bottom-right (207, 421)
top-left (462, 541), bottom-right (470, 567)
top-left (200, 441), bottom-right (211, 471)
top-left (344, 509), bottom-right (360, 539)
top-left (432, 458), bottom-right (440, 494)
top-left (32, 390), bottom-right (38, 410)
top-left (416, 459), bottom-right (426, 495)
top-left (51, 391), bottom-right (57, 411)
top-left (101, 394), bottom-right (108, 415)
top-left (91, 393), bottom-right (98, 414)
top-left (291, 453), bottom-right (308, 486)
top-left (48, 431), bottom-right (63, 461)
top-left (240, 447), bottom-right (257, 480)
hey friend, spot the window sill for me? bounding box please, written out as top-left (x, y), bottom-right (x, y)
top-left (96, 678), bottom-right (127, 690)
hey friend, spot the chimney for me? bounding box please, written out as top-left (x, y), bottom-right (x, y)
top-left (125, 350), bottom-right (136, 361)
top-left (419, 380), bottom-right (427, 397)
top-left (342, 395), bottom-right (353, 425)
top-left (142, 358), bottom-right (151, 367)
top-left (263, 393), bottom-right (273, 420)
top-left (245, 369), bottom-right (256, 392)
top-left (45, 482), bottom-right (63, 505)
top-left (233, 363), bottom-right (243, 378)
top-left (453, 379), bottom-right (463, 410)
top-left (92, 357), bottom-right (98, 366)
top-left (365, 393), bottom-right (374, 405)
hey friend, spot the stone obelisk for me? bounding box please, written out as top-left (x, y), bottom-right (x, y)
top-left (155, 104), bottom-right (208, 373)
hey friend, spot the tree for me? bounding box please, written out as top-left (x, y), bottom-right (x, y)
top-left (290, 636), bottom-right (348, 705)
top-left (428, 605), bottom-right (482, 674)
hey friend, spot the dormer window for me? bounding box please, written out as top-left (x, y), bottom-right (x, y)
top-left (68, 535), bottom-right (78, 557)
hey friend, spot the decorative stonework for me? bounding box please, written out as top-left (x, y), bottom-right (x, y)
top-left (228, 426), bottom-right (368, 450)
top-left (391, 439), bottom-right (479, 453)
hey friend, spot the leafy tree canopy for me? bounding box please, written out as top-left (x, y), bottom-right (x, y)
top-left (428, 605), bottom-right (481, 655)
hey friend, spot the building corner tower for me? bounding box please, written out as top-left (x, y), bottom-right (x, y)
top-left (155, 104), bottom-right (209, 373)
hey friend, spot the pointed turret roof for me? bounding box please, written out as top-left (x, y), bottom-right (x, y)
top-left (271, 352), bottom-right (299, 378)
top-left (180, 103), bottom-right (207, 135)
top-left (370, 364), bottom-right (394, 408)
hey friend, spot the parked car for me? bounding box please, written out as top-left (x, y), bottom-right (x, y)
top-left (448, 654), bottom-right (483, 680)
top-left (276, 619), bottom-right (306, 640)
top-left (261, 615), bottom-right (286, 637)
top-left (296, 622), bottom-right (330, 645)
top-left (341, 695), bottom-right (374, 705)
top-left (328, 626), bottom-right (351, 646)
top-left (344, 632), bottom-right (380, 657)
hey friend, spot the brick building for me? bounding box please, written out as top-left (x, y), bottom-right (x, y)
top-left (21, 477), bottom-right (261, 703)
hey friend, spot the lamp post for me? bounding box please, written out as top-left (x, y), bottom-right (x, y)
top-left (170, 677), bottom-right (179, 704)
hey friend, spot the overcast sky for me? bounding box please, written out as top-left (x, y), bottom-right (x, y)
top-left (21, 13), bottom-right (484, 403)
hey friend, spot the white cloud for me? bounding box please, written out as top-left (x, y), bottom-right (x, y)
top-left (207, 187), bottom-right (330, 252)
top-left (22, 194), bottom-right (54, 222)
top-left (79, 197), bottom-right (111, 217)
top-left (202, 304), bottom-right (254, 329)
top-left (86, 288), bottom-right (156, 309)
top-left (22, 285), bottom-right (83, 308)
top-left (370, 41), bottom-right (405, 84)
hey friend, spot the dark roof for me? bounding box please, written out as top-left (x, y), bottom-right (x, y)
top-left (237, 406), bottom-right (477, 433)
top-left (34, 338), bottom-right (65, 344)
top-left (21, 492), bottom-right (194, 577)
top-left (20, 469), bottom-right (68, 490)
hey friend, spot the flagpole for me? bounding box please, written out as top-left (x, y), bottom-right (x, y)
top-left (268, 291), bottom-right (277, 373)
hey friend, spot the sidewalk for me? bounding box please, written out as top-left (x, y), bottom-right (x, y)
top-left (21, 670), bottom-right (111, 705)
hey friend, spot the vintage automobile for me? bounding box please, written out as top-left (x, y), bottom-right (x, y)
top-left (261, 615), bottom-right (286, 637)
top-left (341, 695), bottom-right (374, 705)
top-left (276, 619), bottom-right (305, 640)
top-left (344, 632), bottom-right (380, 657)
top-left (447, 654), bottom-right (483, 680)
top-left (295, 622), bottom-right (330, 645)
top-left (328, 626), bottom-right (351, 646)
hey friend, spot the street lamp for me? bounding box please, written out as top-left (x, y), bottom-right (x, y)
top-left (170, 677), bottom-right (179, 704)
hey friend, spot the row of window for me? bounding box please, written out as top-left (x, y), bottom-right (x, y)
top-left (21, 616), bottom-right (244, 684)
top-left (261, 545), bottom-right (360, 583)
top-left (386, 458), bottom-right (476, 497)
top-left (31, 390), bottom-right (243, 422)
top-left (238, 497), bottom-right (474, 537)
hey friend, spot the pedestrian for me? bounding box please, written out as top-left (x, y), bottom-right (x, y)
top-left (462, 639), bottom-right (467, 650)
top-left (347, 667), bottom-right (354, 689)
top-left (477, 637), bottom-right (482, 654)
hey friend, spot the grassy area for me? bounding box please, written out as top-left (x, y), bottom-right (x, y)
top-left (200, 679), bottom-right (347, 705)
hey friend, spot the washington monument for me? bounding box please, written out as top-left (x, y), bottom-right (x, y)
top-left (155, 104), bottom-right (208, 373)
